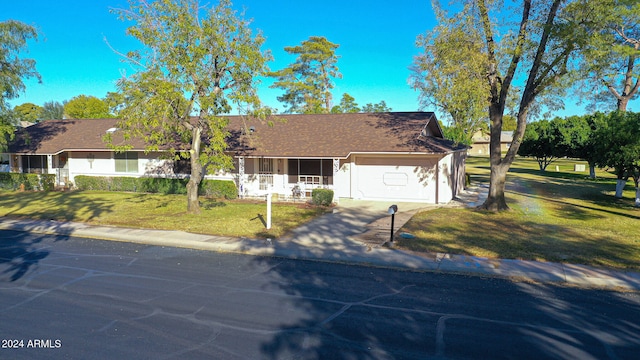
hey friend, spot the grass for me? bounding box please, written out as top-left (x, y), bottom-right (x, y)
top-left (397, 157), bottom-right (640, 271)
top-left (0, 191), bottom-right (328, 239)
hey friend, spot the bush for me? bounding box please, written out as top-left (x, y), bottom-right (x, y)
top-left (311, 188), bottom-right (334, 206)
top-left (138, 177), bottom-right (188, 195)
top-left (75, 176), bottom-right (110, 190)
top-left (72, 176), bottom-right (237, 198)
top-left (40, 174), bottom-right (56, 191)
top-left (0, 173), bottom-right (56, 191)
top-left (110, 177), bottom-right (138, 192)
top-left (199, 179), bottom-right (237, 199)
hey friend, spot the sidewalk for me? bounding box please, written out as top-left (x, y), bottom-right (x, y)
top-left (2, 185), bottom-right (639, 291)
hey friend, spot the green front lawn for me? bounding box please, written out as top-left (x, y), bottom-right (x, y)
top-left (397, 157), bottom-right (640, 270)
top-left (0, 191), bottom-right (327, 239)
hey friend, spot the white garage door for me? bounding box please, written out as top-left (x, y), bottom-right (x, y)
top-left (354, 156), bottom-right (438, 202)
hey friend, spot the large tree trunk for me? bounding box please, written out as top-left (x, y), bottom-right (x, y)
top-left (187, 126), bottom-right (203, 214)
top-left (480, 162), bottom-right (509, 211)
top-left (478, 105), bottom-right (512, 211)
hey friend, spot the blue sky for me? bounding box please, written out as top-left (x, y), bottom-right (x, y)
top-left (5, 0), bottom-right (435, 114)
top-left (4, 0), bottom-right (636, 118)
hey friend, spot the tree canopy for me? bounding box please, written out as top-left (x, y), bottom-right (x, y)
top-left (40, 100), bottom-right (64, 120)
top-left (589, 111), bottom-right (640, 199)
top-left (575, 0), bottom-right (640, 112)
top-left (64, 95), bottom-right (111, 119)
top-left (269, 36), bottom-right (341, 114)
top-left (518, 116), bottom-right (592, 171)
top-left (411, 2), bottom-right (489, 146)
top-left (361, 101), bottom-right (392, 113)
top-left (0, 20), bottom-right (40, 151)
top-left (331, 93), bottom-right (359, 113)
top-left (13, 102), bottom-right (42, 124)
top-left (110, 0), bottom-right (271, 213)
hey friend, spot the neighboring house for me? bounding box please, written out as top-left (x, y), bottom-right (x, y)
top-left (3, 112), bottom-right (468, 204)
top-left (468, 130), bottom-right (513, 156)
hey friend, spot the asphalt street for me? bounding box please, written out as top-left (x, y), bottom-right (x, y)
top-left (1, 230), bottom-right (640, 359)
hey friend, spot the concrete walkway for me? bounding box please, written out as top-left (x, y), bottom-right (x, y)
top-left (2, 184), bottom-right (639, 291)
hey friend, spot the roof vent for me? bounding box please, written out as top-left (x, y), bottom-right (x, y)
top-left (249, 126), bottom-right (255, 133)
top-left (106, 127), bottom-right (118, 133)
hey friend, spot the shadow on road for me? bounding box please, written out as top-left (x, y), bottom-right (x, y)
top-left (251, 254), bottom-right (640, 359)
top-left (0, 231), bottom-right (70, 281)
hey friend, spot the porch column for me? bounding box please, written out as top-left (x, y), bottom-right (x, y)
top-left (238, 156), bottom-right (245, 198)
top-left (333, 158), bottom-right (340, 203)
top-left (47, 155), bottom-right (54, 175)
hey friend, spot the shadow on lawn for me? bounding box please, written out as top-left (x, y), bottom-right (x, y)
top-left (0, 191), bottom-right (115, 222)
top-left (400, 209), bottom-right (639, 270)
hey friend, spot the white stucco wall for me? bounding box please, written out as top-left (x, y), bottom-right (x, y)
top-left (348, 154), bottom-right (439, 203)
top-left (67, 151), bottom-right (176, 183)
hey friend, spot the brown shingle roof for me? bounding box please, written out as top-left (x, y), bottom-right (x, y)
top-left (226, 112), bottom-right (465, 158)
top-left (7, 112), bottom-right (466, 157)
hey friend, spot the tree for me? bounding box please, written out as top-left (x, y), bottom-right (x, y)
top-left (361, 100), bottom-right (392, 113)
top-left (411, 3), bottom-right (489, 146)
top-left (577, 0), bottom-right (639, 112)
top-left (110, 0), bottom-right (270, 213)
top-left (13, 102), bottom-right (42, 124)
top-left (518, 116), bottom-right (593, 171)
top-left (331, 93), bottom-right (359, 113)
top-left (40, 100), bottom-right (65, 120)
top-left (518, 119), bottom-right (561, 171)
top-left (0, 20), bottom-right (40, 150)
top-left (421, 0), bottom-right (594, 211)
top-left (589, 111), bottom-right (640, 201)
top-left (269, 36), bottom-right (341, 114)
top-left (64, 95), bottom-right (111, 119)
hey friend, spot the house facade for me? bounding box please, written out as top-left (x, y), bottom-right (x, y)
top-left (469, 130), bottom-right (513, 156)
top-left (3, 112), bottom-right (467, 204)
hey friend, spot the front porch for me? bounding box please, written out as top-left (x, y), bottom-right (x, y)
top-left (7, 154), bottom-right (70, 187)
top-left (236, 157), bottom-right (338, 201)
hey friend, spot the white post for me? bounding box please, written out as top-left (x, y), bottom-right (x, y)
top-left (266, 190), bottom-right (272, 229)
top-left (615, 179), bottom-right (626, 198)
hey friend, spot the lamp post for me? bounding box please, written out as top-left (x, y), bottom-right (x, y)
top-left (388, 204), bottom-right (398, 243)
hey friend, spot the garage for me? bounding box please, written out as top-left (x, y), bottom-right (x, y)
top-left (352, 156), bottom-right (439, 202)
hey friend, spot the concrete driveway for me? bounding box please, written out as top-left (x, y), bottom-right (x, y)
top-left (282, 199), bottom-right (439, 248)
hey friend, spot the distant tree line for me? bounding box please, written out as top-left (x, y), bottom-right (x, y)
top-left (518, 112), bottom-right (640, 206)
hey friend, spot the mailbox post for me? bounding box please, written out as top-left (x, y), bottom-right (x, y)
top-left (388, 204), bottom-right (398, 243)
top-left (266, 189), bottom-right (272, 230)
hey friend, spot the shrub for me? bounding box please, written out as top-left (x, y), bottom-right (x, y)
top-left (311, 188), bottom-right (334, 206)
top-left (0, 173), bottom-right (15, 190)
top-left (0, 173), bottom-right (55, 191)
top-left (139, 177), bottom-right (188, 195)
top-left (40, 174), bottom-right (56, 191)
top-left (199, 179), bottom-right (237, 199)
top-left (110, 177), bottom-right (138, 192)
top-left (72, 176), bottom-right (236, 198)
top-left (75, 176), bottom-right (110, 190)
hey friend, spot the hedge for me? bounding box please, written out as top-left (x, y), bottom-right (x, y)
top-left (0, 173), bottom-right (56, 191)
top-left (311, 188), bottom-right (334, 206)
top-left (74, 176), bottom-right (237, 199)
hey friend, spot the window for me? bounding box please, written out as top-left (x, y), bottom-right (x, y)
top-left (259, 158), bottom-right (273, 174)
top-left (23, 155), bottom-right (47, 174)
top-left (114, 152), bottom-right (138, 173)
